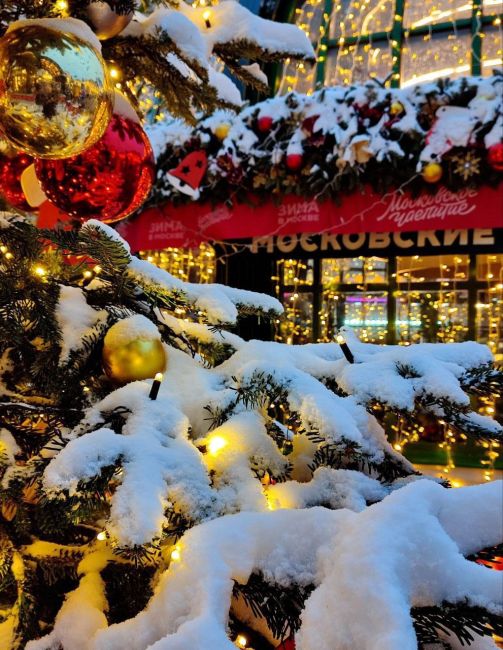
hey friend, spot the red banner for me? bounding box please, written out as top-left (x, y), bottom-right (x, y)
top-left (39, 184), bottom-right (503, 252)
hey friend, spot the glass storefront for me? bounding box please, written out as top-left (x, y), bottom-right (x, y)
top-left (274, 253), bottom-right (503, 357)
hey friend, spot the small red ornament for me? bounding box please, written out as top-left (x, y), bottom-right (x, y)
top-left (286, 153), bottom-right (303, 171)
top-left (0, 150), bottom-right (34, 212)
top-left (487, 142), bottom-right (503, 172)
top-left (277, 636), bottom-right (296, 649)
top-left (257, 115), bottom-right (274, 133)
top-left (35, 111), bottom-right (154, 224)
top-left (167, 150), bottom-right (208, 199)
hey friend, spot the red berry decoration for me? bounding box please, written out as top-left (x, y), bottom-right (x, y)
top-left (286, 153), bottom-right (303, 171)
top-left (487, 142), bottom-right (503, 172)
top-left (257, 115), bottom-right (274, 133)
top-left (0, 150), bottom-right (34, 212)
top-left (35, 108), bottom-right (154, 224)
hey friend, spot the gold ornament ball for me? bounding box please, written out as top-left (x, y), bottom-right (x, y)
top-left (214, 123), bottom-right (231, 140)
top-left (86, 2), bottom-right (134, 40)
top-left (103, 337), bottom-right (167, 385)
top-left (0, 24), bottom-right (113, 159)
top-left (422, 162), bottom-right (443, 183)
top-left (390, 101), bottom-right (404, 116)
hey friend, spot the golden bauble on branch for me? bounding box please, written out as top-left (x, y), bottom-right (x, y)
top-left (102, 316), bottom-right (167, 385)
top-left (86, 1), bottom-right (134, 40)
top-left (214, 123), bottom-right (231, 140)
top-left (390, 101), bottom-right (404, 116)
top-left (422, 161), bottom-right (443, 183)
top-left (0, 21), bottom-right (113, 159)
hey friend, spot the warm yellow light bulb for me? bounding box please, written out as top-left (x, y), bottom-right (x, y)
top-left (0, 245), bottom-right (7, 254)
top-left (336, 334), bottom-right (346, 344)
top-left (83, 270), bottom-right (93, 279)
top-left (97, 531), bottom-right (107, 541)
top-left (171, 547), bottom-right (181, 561)
top-left (208, 436), bottom-right (227, 455)
top-left (203, 9), bottom-right (212, 19)
top-left (154, 372), bottom-right (163, 382)
top-left (236, 635), bottom-right (248, 648)
top-left (34, 266), bottom-right (46, 277)
top-left (55, 0), bottom-right (69, 12)
top-left (5, 252), bottom-right (13, 260)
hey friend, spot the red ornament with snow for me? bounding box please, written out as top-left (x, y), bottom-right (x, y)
top-left (167, 150), bottom-right (208, 200)
top-left (286, 153), bottom-right (303, 171)
top-left (0, 149), bottom-right (34, 212)
top-left (487, 142), bottom-right (503, 172)
top-left (257, 115), bottom-right (274, 133)
top-left (35, 95), bottom-right (154, 224)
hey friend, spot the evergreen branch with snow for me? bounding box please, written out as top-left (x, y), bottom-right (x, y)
top-left (1, 215), bottom-right (502, 648)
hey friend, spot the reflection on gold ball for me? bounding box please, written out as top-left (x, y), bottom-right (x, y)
top-left (103, 337), bottom-right (167, 385)
top-left (422, 162), bottom-right (443, 183)
top-left (214, 123), bottom-right (231, 140)
top-left (0, 24), bottom-right (113, 159)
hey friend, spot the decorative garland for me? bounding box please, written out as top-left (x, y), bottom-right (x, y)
top-left (148, 74), bottom-right (503, 209)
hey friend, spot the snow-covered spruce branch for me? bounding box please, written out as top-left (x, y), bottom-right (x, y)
top-left (26, 480), bottom-right (503, 650)
top-left (37, 326), bottom-right (502, 548)
top-left (0, 1), bottom-right (315, 121)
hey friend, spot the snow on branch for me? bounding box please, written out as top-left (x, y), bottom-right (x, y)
top-left (80, 219), bottom-right (283, 324)
top-left (45, 480), bottom-right (501, 650)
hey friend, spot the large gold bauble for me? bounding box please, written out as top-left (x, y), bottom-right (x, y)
top-left (102, 337), bottom-right (167, 385)
top-left (0, 24), bottom-right (113, 159)
top-left (422, 161), bottom-right (443, 184)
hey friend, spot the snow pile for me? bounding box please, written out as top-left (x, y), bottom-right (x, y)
top-left (29, 480), bottom-right (502, 650)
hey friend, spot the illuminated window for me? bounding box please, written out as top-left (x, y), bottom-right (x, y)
top-left (278, 0), bottom-right (502, 91)
top-left (401, 29), bottom-right (471, 86)
top-left (326, 42), bottom-right (393, 85)
top-left (138, 244), bottom-right (216, 284)
top-left (329, 0), bottom-right (394, 39)
top-left (397, 255), bottom-right (468, 283)
top-left (403, 0), bottom-right (472, 28)
top-left (482, 24), bottom-right (503, 75)
top-left (274, 253), bottom-right (501, 352)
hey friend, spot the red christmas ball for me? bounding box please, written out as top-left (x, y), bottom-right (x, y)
top-left (35, 112), bottom-right (154, 224)
top-left (257, 115), bottom-right (274, 133)
top-left (277, 636), bottom-right (296, 649)
top-left (0, 150), bottom-right (34, 212)
top-left (286, 153), bottom-right (303, 171)
top-left (487, 142), bottom-right (503, 172)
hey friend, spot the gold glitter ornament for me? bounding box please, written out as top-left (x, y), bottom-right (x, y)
top-left (0, 23), bottom-right (113, 159)
top-left (214, 123), bottom-right (231, 140)
top-left (422, 162), bottom-right (443, 183)
top-left (102, 319), bottom-right (167, 385)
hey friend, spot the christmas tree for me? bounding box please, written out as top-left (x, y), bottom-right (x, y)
top-left (0, 3), bottom-right (502, 650)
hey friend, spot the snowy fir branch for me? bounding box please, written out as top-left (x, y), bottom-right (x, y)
top-left (145, 74), bottom-right (503, 208)
top-left (0, 0), bottom-right (314, 121)
top-left (1, 215), bottom-right (502, 647)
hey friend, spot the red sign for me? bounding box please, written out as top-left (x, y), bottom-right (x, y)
top-left (39, 184), bottom-right (503, 252)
